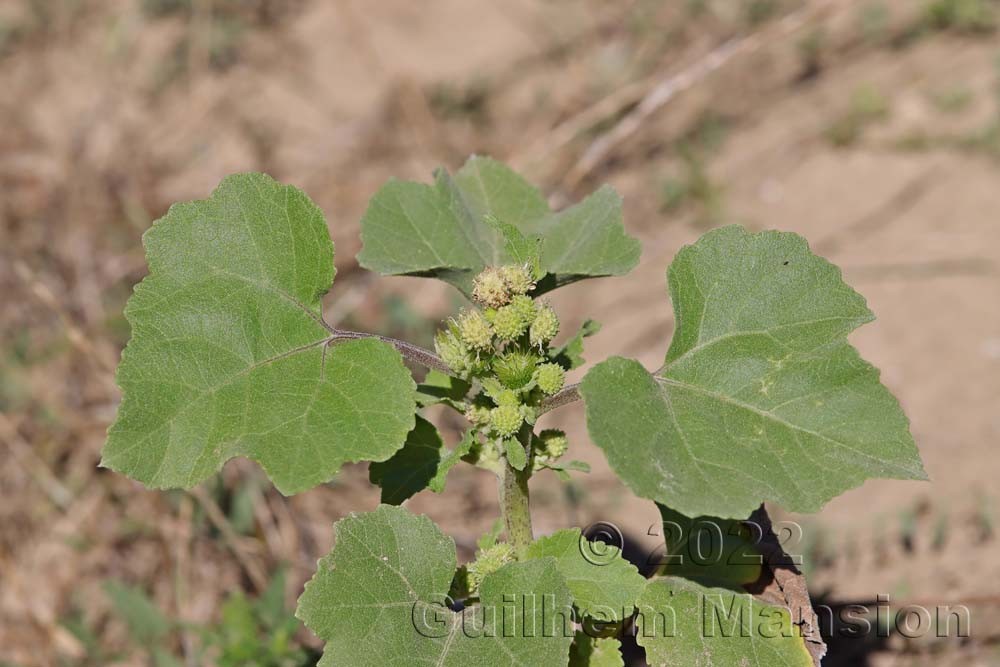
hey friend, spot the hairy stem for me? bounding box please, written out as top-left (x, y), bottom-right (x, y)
top-left (328, 329), bottom-right (453, 375)
top-left (538, 382), bottom-right (581, 415)
top-left (499, 427), bottom-right (534, 557)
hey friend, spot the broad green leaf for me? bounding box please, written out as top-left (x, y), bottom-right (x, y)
top-left (451, 156), bottom-right (550, 230)
top-left (552, 319), bottom-right (602, 370)
top-left (101, 173), bottom-right (416, 495)
top-left (297, 505), bottom-right (574, 667)
top-left (525, 528), bottom-right (646, 622)
top-left (415, 369), bottom-right (471, 408)
top-left (368, 417), bottom-right (444, 505)
top-left (569, 632), bottom-right (624, 667)
top-left (636, 577), bottom-right (813, 667)
top-left (358, 156), bottom-right (640, 296)
top-left (653, 504), bottom-right (763, 588)
top-left (532, 185), bottom-right (639, 285)
top-left (369, 419), bottom-right (473, 504)
top-left (580, 225), bottom-right (925, 518)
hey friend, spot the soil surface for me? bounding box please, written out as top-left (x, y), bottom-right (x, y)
top-left (2, 1), bottom-right (998, 665)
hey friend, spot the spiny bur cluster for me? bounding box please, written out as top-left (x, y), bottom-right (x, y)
top-left (434, 264), bottom-right (570, 473)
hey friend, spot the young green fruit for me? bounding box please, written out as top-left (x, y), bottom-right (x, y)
top-left (535, 362), bottom-right (565, 395)
top-left (493, 351), bottom-right (537, 389)
top-left (492, 304), bottom-right (527, 341)
top-left (495, 389), bottom-right (520, 407)
top-left (529, 304), bottom-right (559, 348)
top-left (509, 294), bottom-right (537, 326)
top-left (500, 264), bottom-right (536, 295)
top-left (536, 429), bottom-right (568, 460)
top-left (472, 267), bottom-right (511, 308)
top-left (490, 404), bottom-right (523, 437)
top-left (434, 328), bottom-right (470, 375)
top-left (458, 310), bottom-right (493, 351)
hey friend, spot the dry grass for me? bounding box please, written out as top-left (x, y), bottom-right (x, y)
top-left (3, 1), bottom-right (1000, 665)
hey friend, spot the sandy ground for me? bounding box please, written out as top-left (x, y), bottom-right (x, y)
top-left (2, 1), bottom-right (999, 665)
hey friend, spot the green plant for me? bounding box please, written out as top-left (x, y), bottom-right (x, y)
top-left (744, 0), bottom-right (782, 26)
top-left (102, 156), bottom-right (925, 665)
top-left (796, 27), bottom-right (826, 80)
top-left (825, 83), bottom-right (891, 147)
top-left (659, 144), bottom-right (725, 226)
top-left (100, 571), bottom-right (318, 666)
top-left (659, 113), bottom-right (728, 226)
top-left (922, 0), bottom-right (997, 33)
top-left (928, 85), bottom-right (974, 114)
top-left (858, 1), bottom-right (891, 45)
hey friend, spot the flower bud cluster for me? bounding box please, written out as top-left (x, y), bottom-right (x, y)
top-left (436, 266), bottom-right (579, 476)
top-left (472, 264), bottom-right (536, 309)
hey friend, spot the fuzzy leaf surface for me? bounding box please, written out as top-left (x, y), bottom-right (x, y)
top-left (368, 417), bottom-right (443, 505)
top-left (297, 505), bottom-right (574, 667)
top-left (101, 173), bottom-right (416, 494)
top-left (504, 437), bottom-right (528, 471)
top-left (525, 528), bottom-right (646, 622)
top-left (653, 504), bottom-right (763, 588)
top-left (580, 225), bottom-right (925, 518)
top-left (415, 369), bottom-right (471, 408)
top-left (369, 418), bottom-right (473, 504)
top-left (358, 156), bottom-right (640, 295)
top-left (483, 212), bottom-right (543, 279)
top-left (636, 577), bottom-right (813, 666)
top-left (568, 633), bottom-right (624, 667)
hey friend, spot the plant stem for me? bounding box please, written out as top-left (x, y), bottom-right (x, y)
top-left (537, 382), bottom-right (581, 415)
top-left (327, 329), bottom-right (453, 375)
top-left (499, 428), bottom-right (534, 558)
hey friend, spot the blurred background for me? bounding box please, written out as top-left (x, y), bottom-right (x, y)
top-left (2, 0), bottom-right (999, 665)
